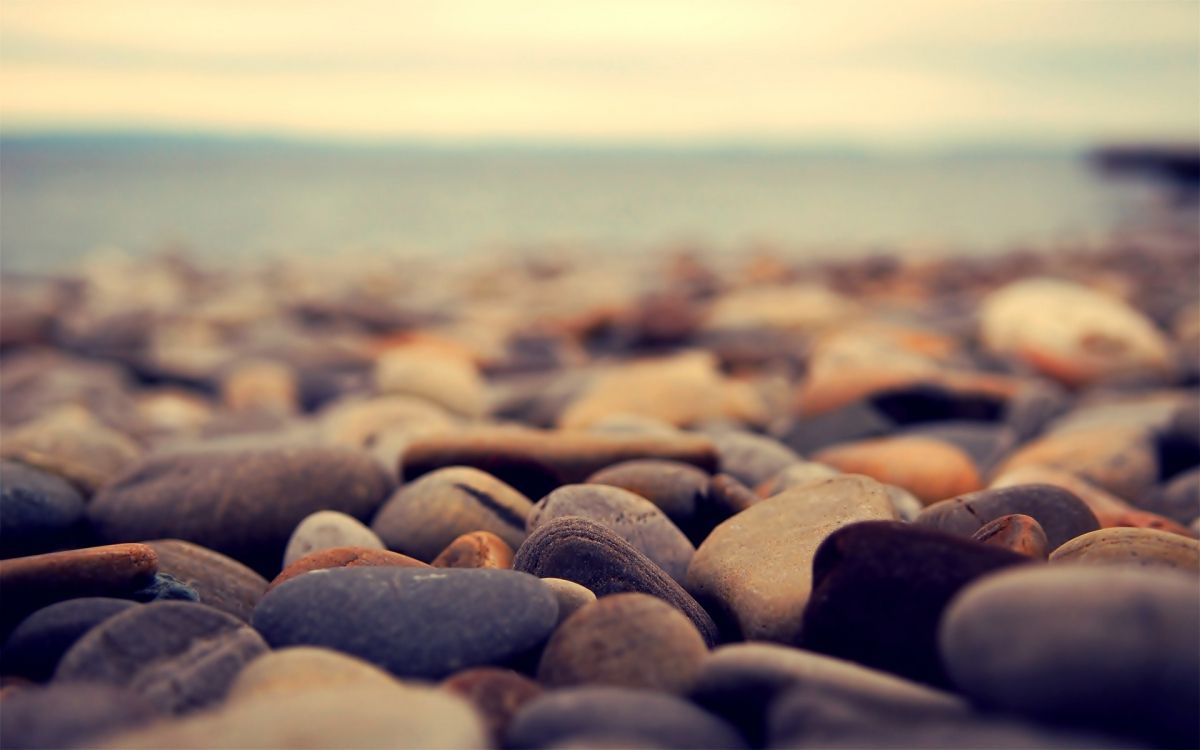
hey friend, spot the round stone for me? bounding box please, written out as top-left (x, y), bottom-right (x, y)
top-left (269, 546), bottom-right (427, 590)
top-left (970, 514), bottom-right (1049, 558)
top-left (0, 460), bottom-right (85, 558)
top-left (432, 531), bottom-right (514, 569)
top-left (441, 667), bottom-right (543, 742)
top-left (146, 539), bottom-right (268, 622)
top-left (1048, 527), bottom-right (1200, 571)
top-left (375, 347), bottom-right (487, 418)
top-left (226, 646), bottom-right (400, 700)
top-left (703, 429), bottom-right (802, 488)
top-left (813, 436), bottom-right (982, 505)
top-left (586, 459), bottom-right (709, 527)
top-left (0, 406), bottom-right (141, 494)
top-left (283, 510), bottom-right (384, 568)
top-left (3, 597), bottom-right (138, 680)
top-left (915, 484), bottom-right (1100, 550)
top-left (539, 577), bottom-right (596, 625)
top-left (996, 426), bottom-right (1159, 503)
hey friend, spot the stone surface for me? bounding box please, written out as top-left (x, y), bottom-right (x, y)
top-left (915, 484), bottom-right (1100, 549)
top-left (1145, 466), bottom-right (1200, 525)
top-left (371, 466), bottom-right (533, 562)
top-left (513, 517), bottom-right (718, 646)
top-left (755, 461), bottom-right (840, 497)
top-left (703, 429), bottom-right (802, 488)
top-left (0, 460), bottom-right (85, 558)
top-left (528, 484), bottom-right (695, 584)
top-left (432, 530), bottom-right (514, 569)
top-left (226, 646), bottom-right (400, 700)
top-left (0, 406), bottom-right (142, 494)
top-left (0, 682), bottom-right (162, 750)
top-left (252, 567), bottom-right (559, 679)
top-left (506, 686), bottom-right (746, 749)
top-left (375, 347), bottom-right (488, 418)
top-left (941, 565), bottom-right (1199, 747)
top-left (3, 597), bottom-right (139, 680)
top-left (813, 436), bottom-right (982, 505)
top-left (146, 539), bottom-right (269, 622)
top-left (686, 476), bottom-right (897, 642)
top-left (269, 546), bottom-right (428, 590)
top-left (1049, 526), bottom-right (1200, 571)
top-left (539, 577), bottom-right (596, 625)
top-left (586, 458), bottom-right (708, 528)
top-left (801, 521), bottom-right (1030, 686)
top-left (970, 514), bottom-right (1049, 557)
top-left (282, 510), bottom-right (385, 567)
top-left (89, 444), bottom-right (392, 575)
top-left (538, 593), bottom-right (708, 694)
top-left (441, 667), bottom-right (543, 742)
top-left (997, 425), bottom-right (1159, 502)
top-left (56, 601), bottom-right (269, 715)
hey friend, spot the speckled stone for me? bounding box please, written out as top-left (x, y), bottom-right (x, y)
top-left (0, 460), bottom-right (85, 558)
top-left (539, 578), bottom-right (597, 625)
top-left (56, 601), bottom-right (268, 715)
top-left (268, 546), bottom-right (428, 590)
top-left (371, 466), bottom-right (533, 562)
top-left (1049, 526), bottom-right (1200, 571)
top-left (0, 682), bottom-right (162, 750)
top-left (513, 517), bottom-right (719, 646)
top-left (915, 484), bottom-right (1100, 550)
top-left (3, 597), bottom-right (139, 680)
top-left (441, 667), bottom-right (543, 742)
top-left (282, 510), bottom-right (384, 568)
top-left (252, 567), bottom-right (559, 679)
top-left (432, 530), bottom-right (514, 569)
top-left (147, 539), bottom-right (269, 622)
top-left (970, 514), bottom-right (1049, 558)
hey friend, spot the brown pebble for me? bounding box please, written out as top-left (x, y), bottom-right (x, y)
top-left (586, 459), bottom-right (709, 525)
top-left (1049, 527), bottom-right (1200, 571)
top-left (813, 436), bottom-right (982, 505)
top-left (268, 546), bottom-right (427, 591)
top-left (432, 531), bottom-right (514, 569)
top-left (970, 514), bottom-right (1049, 558)
top-left (442, 667), bottom-right (543, 742)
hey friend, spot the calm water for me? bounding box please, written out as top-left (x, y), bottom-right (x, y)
top-left (0, 137), bottom-right (1165, 272)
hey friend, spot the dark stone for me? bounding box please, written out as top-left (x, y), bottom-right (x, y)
top-left (1004, 383), bottom-right (1070, 441)
top-left (88, 445), bottom-right (392, 576)
top-left (690, 474), bottom-right (760, 544)
top-left (146, 539), bottom-right (269, 622)
top-left (441, 667), bottom-right (543, 743)
top-left (55, 601), bottom-right (268, 715)
top-left (702, 429), bottom-right (801, 488)
top-left (585, 459), bottom-right (708, 529)
top-left (1140, 467), bottom-right (1200, 525)
top-left (870, 383), bottom-right (1006, 425)
top-left (252, 567), bottom-right (558, 680)
top-left (779, 401), bottom-right (894, 455)
top-left (1155, 403), bottom-right (1200, 481)
top-left (505, 686), bottom-right (746, 749)
top-left (801, 521), bottom-right (1030, 687)
top-left (915, 484), bottom-right (1100, 549)
top-left (901, 421), bottom-right (1017, 476)
top-left (3, 597), bottom-right (138, 680)
top-left (512, 517), bottom-right (719, 646)
top-left (129, 572), bottom-right (200, 602)
top-left (0, 460), bottom-right (86, 558)
top-left (0, 683), bottom-right (162, 750)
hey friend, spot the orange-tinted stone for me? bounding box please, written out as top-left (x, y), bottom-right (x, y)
top-left (970, 514), bottom-right (1049, 558)
top-left (813, 437), bottom-right (982, 505)
top-left (268, 546), bottom-right (427, 591)
top-left (432, 531), bottom-right (514, 569)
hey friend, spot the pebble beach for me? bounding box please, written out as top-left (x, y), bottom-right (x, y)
top-left (1, 220), bottom-right (1198, 748)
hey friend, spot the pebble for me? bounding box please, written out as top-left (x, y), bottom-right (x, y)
top-left (89, 444), bottom-right (391, 575)
top-left (970, 514), bottom-right (1049, 557)
top-left (252, 567), bottom-right (559, 679)
top-left (371, 466), bottom-right (533, 561)
top-left (997, 425), bottom-right (1159, 502)
top-left (400, 427), bottom-right (718, 500)
top-left (432, 530), bottom-right (514, 568)
top-left (703, 429), bottom-right (802, 488)
top-left (0, 459), bottom-right (85, 558)
top-left (441, 667), bottom-right (544, 742)
top-left (269, 545), bottom-right (427, 590)
top-left (537, 592), bottom-right (708, 694)
top-left (539, 577), bottom-right (596, 624)
top-left (319, 394), bottom-right (456, 448)
top-left (130, 571), bottom-right (201, 602)
top-left (780, 401), bottom-right (894, 455)
top-left (585, 458), bottom-right (708, 528)
top-left (755, 461), bottom-right (840, 497)
top-left (528, 484), bottom-right (694, 584)
top-left (1146, 466), bottom-right (1200, 525)
top-left (801, 521), bottom-right (1030, 686)
top-left (374, 346), bottom-right (488, 418)
top-left (940, 565), bottom-right (1199, 747)
top-left (1048, 526), bottom-right (1200, 571)
top-left (56, 601), bottom-right (268, 715)
top-left (147, 539), bottom-right (269, 622)
top-left (513, 517), bottom-right (719, 646)
top-left (282, 510), bottom-right (385, 567)
top-left (685, 476), bottom-right (896, 642)
top-left (0, 682), bottom-right (162, 750)
top-left (506, 686), bottom-right (747, 749)
top-left (3, 597), bottom-right (139, 680)
top-left (915, 483), bottom-right (1100, 549)
top-left (225, 646), bottom-right (400, 700)
top-left (0, 406), bottom-right (142, 494)
top-left (812, 436), bottom-right (982, 504)
top-left (220, 358), bottom-right (298, 415)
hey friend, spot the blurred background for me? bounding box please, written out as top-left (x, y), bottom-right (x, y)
top-left (0, 0), bottom-right (1197, 271)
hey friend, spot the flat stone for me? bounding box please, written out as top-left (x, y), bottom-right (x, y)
top-left (586, 459), bottom-right (708, 528)
top-left (269, 546), bottom-right (427, 590)
top-left (3, 597), bottom-right (139, 680)
top-left (970, 514), bottom-right (1049, 557)
top-left (915, 484), bottom-right (1100, 549)
top-left (528, 484), bottom-right (694, 584)
top-left (997, 425), bottom-right (1159, 502)
top-left (441, 667), bottom-right (543, 743)
top-left (901, 421), bottom-right (1017, 476)
top-left (703, 429), bottom-right (802, 488)
top-left (1049, 527), bottom-right (1200, 571)
top-left (686, 476), bottom-right (897, 643)
top-left (432, 530), bottom-right (514, 569)
top-left (226, 646), bottom-right (400, 700)
top-left (0, 682), bottom-right (162, 750)
top-left (56, 601), bottom-right (268, 715)
top-left (780, 401), bottom-right (895, 455)
top-left (0, 406), bottom-right (142, 494)
top-left (513, 517), bottom-right (718, 646)
top-left (801, 521), bottom-right (1030, 686)
top-left (940, 565), bottom-right (1199, 747)
top-left (283, 510), bottom-right (384, 568)
top-left (538, 593), bottom-right (708, 694)
top-left (813, 436), bottom-right (982, 505)
top-left (506, 686), bottom-right (746, 749)
top-left (89, 444), bottom-right (391, 576)
top-left (146, 539), bottom-right (269, 622)
top-left (0, 460), bottom-right (85, 558)
top-left (539, 577), bottom-right (596, 625)
top-left (401, 427), bottom-right (718, 500)
top-left (252, 567), bottom-right (559, 679)
top-left (371, 466), bottom-right (533, 561)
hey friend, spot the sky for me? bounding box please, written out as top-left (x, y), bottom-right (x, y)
top-left (1, 0), bottom-right (1197, 145)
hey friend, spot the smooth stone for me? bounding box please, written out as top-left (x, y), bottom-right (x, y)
top-left (0, 406), bottom-right (142, 494)
top-left (970, 514), bottom-right (1049, 557)
top-left (219, 358), bottom-right (298, 415)
top-left (56, 601), bottom-right (268, 715)
top-left (513, 517), bottom-right (718, 646)
top-left (885, 485), bottom-right (924, 521)
top-left (89, 444), bottom-right (391, 575)
top-left (755, 461), bottom-right (840, 497)
top-left (1145, 466), bottom-right (1200, 525)
top-left (691, 473), bottom-right (761, 543)
top-left (506, 686), bottom-right (746, 750)
top-left (99, 683), bottom-right (489, 749)
top-left (691, 643), bottom-right (967, 747)
top-left (269, 546), bottom-right (428, 590)
top-left (375, 347), bottom-right (488, 418)
top-left (586, 459), bottom-right (708, 527)
top-left (901, 421), bottom-right (1017, 476)
top-left (147, 539), bottom-right (269, 622)
top-left (0, 460), bottom-right (85, 558)
top-left (802, 521), bottom-right (1030, 686)
top-left (252, 567), bottom-right (559, 679)
top-left (0, 682), bottom-right (162, 750)
top-left (528, 484), bottom-right (694, 584)
top-left (812, 436), bottom-right (982, 505)
top-left (941, 565), bottom-right (1199, 747)
top-left (401, 428), bottom-right (718, 500)
top-left (686, 476), bottom-right (897, 643)
top-left (441, 667), bottom-right (544, 742)
top-left (1049, 527), bottom-right (1200, 571)
top-left (915, 484), bottom-right (1100, 549)
top-left (540, 578), bottom-right (597, 625)
top-left (371, 466), bottom-right (533, 562)
top-left (319, 394), bottom-right (457, 448)
top-left (2, 597), bottom-right (139, 680)
top-left (703, 429), bottom-right (802, 488)
top-left (780, 401), bottom-right (895, 455)
top-left (432, 530), bottom-right (515, 569)
top-left (226, 646), bottom-right (400, 700)
top-left (538, 593), bottom-right (708, 694)
top-left (997, 425), bottom-right (1160, 502)
top-left (282, 510), bottom-right (385, 568)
